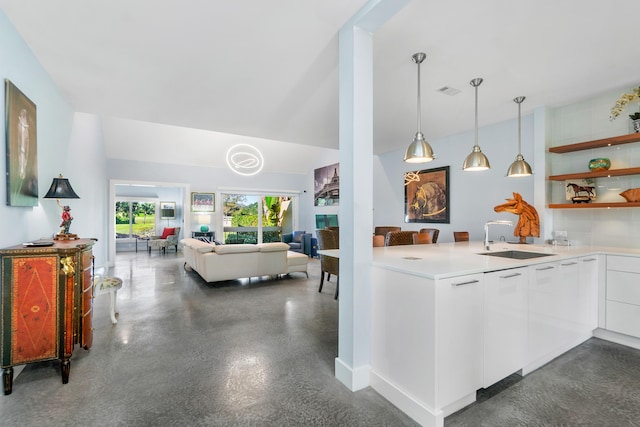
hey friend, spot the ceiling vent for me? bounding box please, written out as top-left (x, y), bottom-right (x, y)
top-left (437, 86), bottom-right (461, 96)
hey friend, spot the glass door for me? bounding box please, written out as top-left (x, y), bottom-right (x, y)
top-left (221, 193), bottom-right (294, 244)
top-left (115, 199), bottom-right (157, 251)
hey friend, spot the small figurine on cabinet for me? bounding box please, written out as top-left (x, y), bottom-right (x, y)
top-left (60, 205), bottom-right (73, 234)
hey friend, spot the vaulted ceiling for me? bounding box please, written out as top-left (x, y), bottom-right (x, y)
top-left (2, 0), bottom-right (639, 165)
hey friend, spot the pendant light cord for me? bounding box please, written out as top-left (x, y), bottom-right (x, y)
top-left (417, 60), bottom-right (422, 133)
top-left (474, 83), bottom-right (478, 147)
top-left (517, 100), bottom-right (522, 154)
top-left (514, 96), bottom-right (526, 154)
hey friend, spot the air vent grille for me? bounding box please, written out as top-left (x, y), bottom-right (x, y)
top-left (437, 86), bottom-right (461, 96)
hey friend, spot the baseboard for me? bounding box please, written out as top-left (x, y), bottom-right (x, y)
top-left (334, 357), bottom-right (369, 391)
top-left (522, 332), bottom-right (592, 375)
top-left (594, 328), bottom-right (640, 350)
top-left (369, 368), bottom-right (443, 427)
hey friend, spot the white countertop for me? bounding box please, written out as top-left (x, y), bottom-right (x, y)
top-left (320, 242), bottom-right (640, 280)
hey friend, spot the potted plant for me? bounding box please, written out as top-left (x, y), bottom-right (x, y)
top-left (610, 86), bottom-right (640, 132)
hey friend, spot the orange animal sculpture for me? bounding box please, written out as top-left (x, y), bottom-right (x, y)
top-left (494, 192), bottom-right (540, 243)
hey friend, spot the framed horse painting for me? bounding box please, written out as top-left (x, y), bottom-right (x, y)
top-left (404, 166), bottom-right (450, 223)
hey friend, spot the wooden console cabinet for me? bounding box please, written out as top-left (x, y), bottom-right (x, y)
top-left (0, 238), bottom-right (95, 395)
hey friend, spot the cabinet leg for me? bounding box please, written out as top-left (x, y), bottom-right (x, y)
top-left (61, 359), bottom-right (70, 384)
top-left (3, 367), bottom-right (13, 395)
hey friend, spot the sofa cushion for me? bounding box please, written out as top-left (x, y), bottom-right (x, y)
top-left (161, 227), bottom-right (175, 239)
top-left (258, 242), bottom-right (290, 252)
top-left (196, 244), bottom-right (216, 254)
top-left (292, 231), bottom-right (306, 242)
top-left (214, 244), bottom-right (259, 254)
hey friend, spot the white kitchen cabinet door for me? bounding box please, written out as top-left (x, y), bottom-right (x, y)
top-left (527, 259), bottom-right (580, 368)
top-left (606, 255), bottom-right (640, 338)
top-left (483, 267), bottom-right (528, 388)
top-left (436, 274), bottom-right (483, 407)
top-left (577, 255), bottom-right (601, 331)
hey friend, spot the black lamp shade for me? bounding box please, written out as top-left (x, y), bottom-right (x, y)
top-left (44, 177), bottom-right (80, 199)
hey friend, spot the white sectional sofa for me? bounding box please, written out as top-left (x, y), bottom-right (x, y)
top-left (181, 238), bottom-right (308, 283)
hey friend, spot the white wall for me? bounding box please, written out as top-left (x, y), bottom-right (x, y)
top-left (549, 87), bottom-right (640, 248)
top-left (0, 11), bottom-right (108, 262)
top-left (374, 115), bottom-right (535, 243)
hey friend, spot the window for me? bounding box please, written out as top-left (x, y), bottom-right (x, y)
top-left (115, 200), bottom-right (157, 239)
top-left (222, 193), bottom-right (293, 244)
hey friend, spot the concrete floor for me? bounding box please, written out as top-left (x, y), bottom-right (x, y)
top-left (2, 250), bottom-right (640, 426)
top-left (0, 250), bottom-right (417, 426)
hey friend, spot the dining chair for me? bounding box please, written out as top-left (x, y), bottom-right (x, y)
top-left (412, 233), bottom-right (432, 244)
top-left (419, 228), bottom-right (440, 244)
top-left (374, 226), bottom-right (401, 236)
top-left (385, 230), bottom-right (417, 246)
top-left (316, 229), bottom-right (339, 299)
top-left (453, 231), bottom-right (470, 242)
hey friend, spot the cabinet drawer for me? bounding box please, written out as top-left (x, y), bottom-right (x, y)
top-left (607, 255), bottom-right (640, 274)
top-left (607, 271), bottom-right (640, 306)
top-left (606, 300), bottom-right (640, 338)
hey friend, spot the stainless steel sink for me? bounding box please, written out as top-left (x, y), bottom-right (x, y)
top-left (479, 250), bottom-right (555, 260)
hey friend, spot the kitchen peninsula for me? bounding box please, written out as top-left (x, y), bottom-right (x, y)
top-left (366, 241), bottom-right (640, 427)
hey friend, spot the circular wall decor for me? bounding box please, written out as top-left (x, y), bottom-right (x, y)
top-left (225, 144), bottom-right (264, 176)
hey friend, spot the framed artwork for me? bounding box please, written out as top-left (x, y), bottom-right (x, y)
top-left (404, 166), bottom-right (450, 223)
top-left (159, 201), bottom-right (176, 219)
top-left (314, 162), bottom-right (340, 206)
top-left (5, 80), bottom-right (38, 206)
top-left (192, 192), bottom-right (215, 212)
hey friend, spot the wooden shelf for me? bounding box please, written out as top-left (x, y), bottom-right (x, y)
top-left (549, 133), bottom-right (640, 153)
top-left (548, 202), bottom-right (640, 209)
top-left (549, 167), bottom-right (640, 181)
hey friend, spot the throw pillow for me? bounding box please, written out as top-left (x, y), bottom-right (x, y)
top-left (292, 231), bottom-right (306, 243)
top-left (161, 227), bottom-right (175, 239)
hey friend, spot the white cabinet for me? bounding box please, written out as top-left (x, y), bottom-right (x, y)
top-left (606, 255), bottom-right (640, 338)
top-left (436, 274), bottom-right (483, 407)
top-left (577, 255), bottom-right (601, 331)
top-left (527, 259), bottom-right (579, 366)
top-left (527, 257), bottom-right (597, 371)
top-left (483, 267), bottom-right (528, 388)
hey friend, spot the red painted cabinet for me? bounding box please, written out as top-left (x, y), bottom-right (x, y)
top-left (0, 238), bottom-right (95, 395)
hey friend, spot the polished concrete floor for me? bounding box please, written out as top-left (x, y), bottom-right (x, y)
top-left (2, 250), bottom-right (640, 426)
top-left (0, 250), bottom-right (417, 426)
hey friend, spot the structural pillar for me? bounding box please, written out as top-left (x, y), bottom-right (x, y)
top-left (336, 0), bottom-right (409, 391)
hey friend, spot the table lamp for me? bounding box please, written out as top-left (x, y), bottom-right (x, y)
top-left (199, 214), bottom-right (211, 232)
top-left (44, 174), bottom-right (80, 240)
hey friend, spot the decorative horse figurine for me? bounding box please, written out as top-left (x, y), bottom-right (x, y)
top-left (494, 192), bottom-right (540, 244)
top-left (566, 183), bottom-right (595, 197)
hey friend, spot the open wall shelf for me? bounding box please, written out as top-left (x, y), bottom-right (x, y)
top-left (549, 133), bottom-right (640, 209)
top-left (549, 202), bottom-right (640, 209)
top-left (548, 167), bottom-right (640, 181)
top-left (549, 133), bottom-right (640, 153)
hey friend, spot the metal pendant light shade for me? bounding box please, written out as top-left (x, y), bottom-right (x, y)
top-left (404, 52), bottom-right (435, 163)
top-left (507, 96), bottom-right (533, 177)
top-left (463, 78), bottom-right (490, 171)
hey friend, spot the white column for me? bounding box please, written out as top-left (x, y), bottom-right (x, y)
top-left (533, 106), bottom-right (551, 242)
top-left (336, 0), bottom-right (409, 391)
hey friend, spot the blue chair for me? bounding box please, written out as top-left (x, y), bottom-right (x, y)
top-left (282, 231), bottom-right (312, 256)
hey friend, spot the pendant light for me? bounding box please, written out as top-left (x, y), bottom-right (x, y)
top-left (462, 78), bottom-right (490, 171)
top-left (404, 52), bottom-right (435, 163)
top-left (506, 96), bottom-right (533, 177)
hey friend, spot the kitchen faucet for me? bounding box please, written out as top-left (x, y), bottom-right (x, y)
top-left (484, 220), bottom-right (513, 250)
